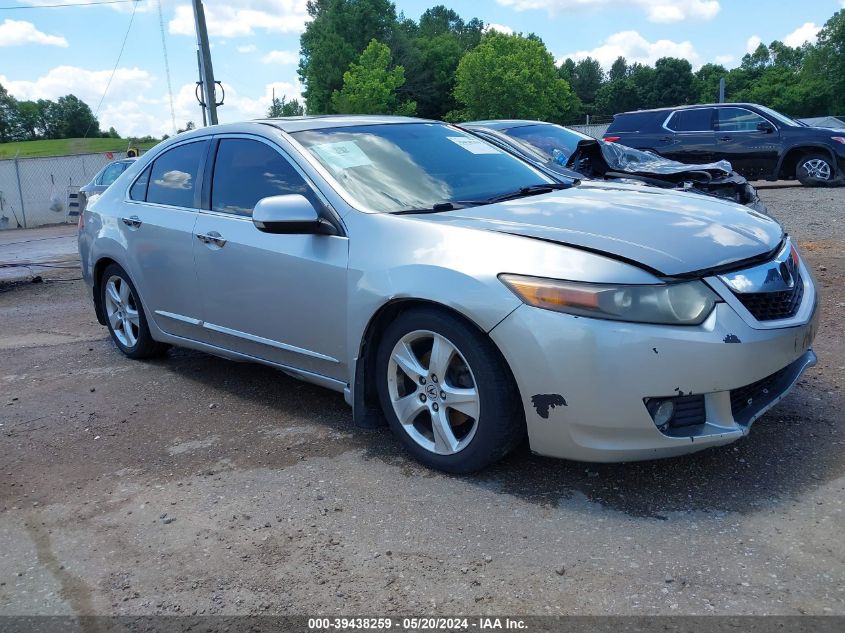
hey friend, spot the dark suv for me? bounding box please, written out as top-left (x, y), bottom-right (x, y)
top-left (604, 103), bottom-right (845, 186)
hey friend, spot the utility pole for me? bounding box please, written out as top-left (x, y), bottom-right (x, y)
top-left (719, 77), bottom-right (725, 103)
top-left (192, 0), bottom-right (218, 125)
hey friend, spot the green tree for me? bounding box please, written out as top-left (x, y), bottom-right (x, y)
top-left (608, 56), bottom-right (629, 82)
top-left (268, 95), bottom-right (306, 117)
top-left (803, 9), bottom-right (845, 112)
top-left (0, 84), bottom-right (19, 142)
top-left (649, 57), bottom-right (695, 108)
top-left (570, 57), bottom-right (604, 110)
top-left (298, 0), bottom-right (398, 114)
top-left (594, 79), bottom-right (641, 116)
top-left (331, 39), bottom-right (416, 115)
top-left (452, 32), bottom-right (580, 122)
top-left (693, 63), bottom-right (727, 103)
top-left (13, 100), bottom-right (42, 140)
top-left (54, 95), bottom-right (100, 137)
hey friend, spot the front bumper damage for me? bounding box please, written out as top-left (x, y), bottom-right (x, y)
top-left (490, 256), bottom-right (819, 463)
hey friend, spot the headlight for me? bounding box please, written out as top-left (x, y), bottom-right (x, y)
top-left (499, 274), bottom-right (718, 325)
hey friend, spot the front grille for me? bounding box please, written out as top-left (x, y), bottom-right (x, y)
top-left (730, 365), bottom-right (791, 421)
top-left (735, 272), bottom-right (804, 321)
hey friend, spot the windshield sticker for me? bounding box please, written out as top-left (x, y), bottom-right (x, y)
top-left (446, 136), bottom-right (502, 155)
top-left (311, 141), bottom-right (373, 169)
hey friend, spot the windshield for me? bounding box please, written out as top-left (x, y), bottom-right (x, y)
top-left (291, 123), bottom-right (553, 213)
top-left (503, 124), bottom-right (590, 162)
top-left (755, 105), bottom-right (801, 127)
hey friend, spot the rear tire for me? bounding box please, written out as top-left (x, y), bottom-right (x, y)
top-left (375, 307), bottom-right (524, 473)
top-left (797, 153), bottom-right (834, 187)
top-left (100, 263), bottom-right (168, 359)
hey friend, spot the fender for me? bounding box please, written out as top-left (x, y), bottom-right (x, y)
top-left (774, 143), bottom-right (838, 180)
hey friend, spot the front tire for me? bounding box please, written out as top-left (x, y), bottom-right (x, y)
top-left (797, 153), bottom-right (834, 186)
top-left (100, 263), bottom-right (168, 359)
top-left (375, 307), bottom-right (524, 473)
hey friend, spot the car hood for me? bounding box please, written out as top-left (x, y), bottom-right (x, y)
top-left (410, 184), bottom-right (783, 276)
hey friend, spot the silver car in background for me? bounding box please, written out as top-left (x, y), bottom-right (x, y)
top-left (78, 158), bottom-right (135, 213)
top-left (78, 116), bottom-right (818, 472)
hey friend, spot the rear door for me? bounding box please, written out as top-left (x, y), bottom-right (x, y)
top-left (714, 107), bottom-right (780, 179)
top-left (192, 135), bottom-right (349, 380)
top-left (662, 108), bottom-right (717, 163)
top-left (121, 139), bottom-right (209, 340)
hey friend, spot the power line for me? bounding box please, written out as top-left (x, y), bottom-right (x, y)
top-left (84, 0), bottom-right (139, 138)
top-left (0, 0), bottom-right (139, 9)
top-left (157, 0), bottom-right (176, 135)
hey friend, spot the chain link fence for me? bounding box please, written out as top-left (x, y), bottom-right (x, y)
top-left (0, 152), bottom-right (126, 230)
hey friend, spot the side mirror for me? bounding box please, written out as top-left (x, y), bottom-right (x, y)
top-left (252, 194), bottom-right (337, 235)
top-left (757, 121), bottom-right (774, 133)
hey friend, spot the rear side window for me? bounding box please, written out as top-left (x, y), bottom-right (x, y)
top-left (146, 140), bottom-right (208, 208)
top-left (211, 138), bottom-right (313, 217)
top-left (717, 107), bottom-right (769, 132)
top-left (666, 109), bottom-right (714, 132)
top-left (129, 165), bottom-right (151, 201)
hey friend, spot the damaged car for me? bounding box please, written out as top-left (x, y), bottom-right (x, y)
top-left (79, 116), bottom-right (818, 473)
top-left (462, 119), bottom-right (768, 213)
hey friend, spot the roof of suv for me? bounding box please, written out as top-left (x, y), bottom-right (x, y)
top-left (616, 103), bottom-right (761, 116)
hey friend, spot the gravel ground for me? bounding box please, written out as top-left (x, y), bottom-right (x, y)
top-left (0, 186), bottom-right (843, 618)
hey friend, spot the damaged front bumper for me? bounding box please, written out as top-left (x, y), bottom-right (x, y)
top-left (490, 276), bottom-right (819, 463)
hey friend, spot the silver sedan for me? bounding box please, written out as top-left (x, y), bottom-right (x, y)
top-left (78, 116), bottom-right (818, 472)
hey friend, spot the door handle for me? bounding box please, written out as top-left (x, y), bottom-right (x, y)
top-left (719, 136), bottom-right (733, 142)
top-left (196, 232), bottom-right (227, 248)
top-left (121, 215), bottom-right (142, 228)
top-left (659, 136), bottom-right (673, 142)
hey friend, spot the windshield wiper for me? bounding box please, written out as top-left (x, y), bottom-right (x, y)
top-left (392, 202), bottom-right (471, 215)
top-left (479, 182), bottom-right (573, 204)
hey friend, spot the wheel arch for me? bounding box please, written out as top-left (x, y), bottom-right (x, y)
top-left (92, 256), bottom-right (120, 325)
top-left (349, 297), bottom-right (524, 430)
top-left (778, 145), bottom-right (836, 180)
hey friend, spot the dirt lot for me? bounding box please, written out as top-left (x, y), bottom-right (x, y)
top-left (1, 186), bottom-right (843, 618)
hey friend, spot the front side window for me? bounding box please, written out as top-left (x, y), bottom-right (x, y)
top-left (146, 140), bottom-right (208, 208)
top-left (666, 109), bottom-right (714, 132)
top-left (292, 123), bottom-right (552, 214)
top-left (717, 108), bottom-right (769, 132)
top-left (211, 139), bottom-right (312, 217)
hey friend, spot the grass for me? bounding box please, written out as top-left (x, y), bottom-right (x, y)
top-left (0, 137), bottom-right (159, 160)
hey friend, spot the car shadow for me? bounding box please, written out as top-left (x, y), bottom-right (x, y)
top-left (153, 346), bottom-right (843, 520)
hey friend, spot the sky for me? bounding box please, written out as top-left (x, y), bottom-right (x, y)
top-left (0, 0), bottom-right (843, 137)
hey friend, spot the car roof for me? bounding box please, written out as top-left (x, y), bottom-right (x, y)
top-left (616, 103), bottom-right (762, 116)
top-left (258, 114), bottom-right (435, 133)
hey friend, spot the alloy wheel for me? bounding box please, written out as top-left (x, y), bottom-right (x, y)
top-left (104, 275), bottom-right (140, 348)
top-left (386, 330), bottom-right (480, 455)
top-left (801, 158), bottom-right (831, 181)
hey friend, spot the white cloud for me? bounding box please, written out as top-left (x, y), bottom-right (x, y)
top-left (483, 23), bottom-right (514, 35)
top-left (496, 0), bottom-right (719, 23)
top-left (559, 30), bottom-right (700, 69)
top-left (783, 22), bottom-right (821, 47)
top-left (714, 54), bottom-right (734, 66)
top-left (1, 66), bottom-right (154, 104)
top-left (237, 44), bottom-right (257, 53)
top-left (0, 19), bottom-right (68, 47)
top-left (746, 35), bottom-right (762, 54)
top-left (260, 50), bottom-right (298, 64)
top-left (169, 0), bottom-right (309, 38)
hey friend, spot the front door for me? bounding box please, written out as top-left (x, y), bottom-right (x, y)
top-left (192, 136), bottom-right (349, 380)
top-left (120, 139), bottom-right (209, 340)
top-left (714, 107), bottom-right (781, 179)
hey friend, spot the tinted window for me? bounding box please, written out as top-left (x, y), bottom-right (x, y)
top-left (717, 107), bottom-right (769, 132)
top-left (666, 109), bottom-right (714, 132)
top-left (129, 165), bottom-right (151, 201)
top-left (211, 139), bottom-right (312, 217)
top-left (292, 123), bottom-right (551, 214)
top-left (504, 124), bottom-right (587, 160)
top-left (146, 141), bottom-right (207, 208)
top-left (99, 161), bottom-right (129, 186)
